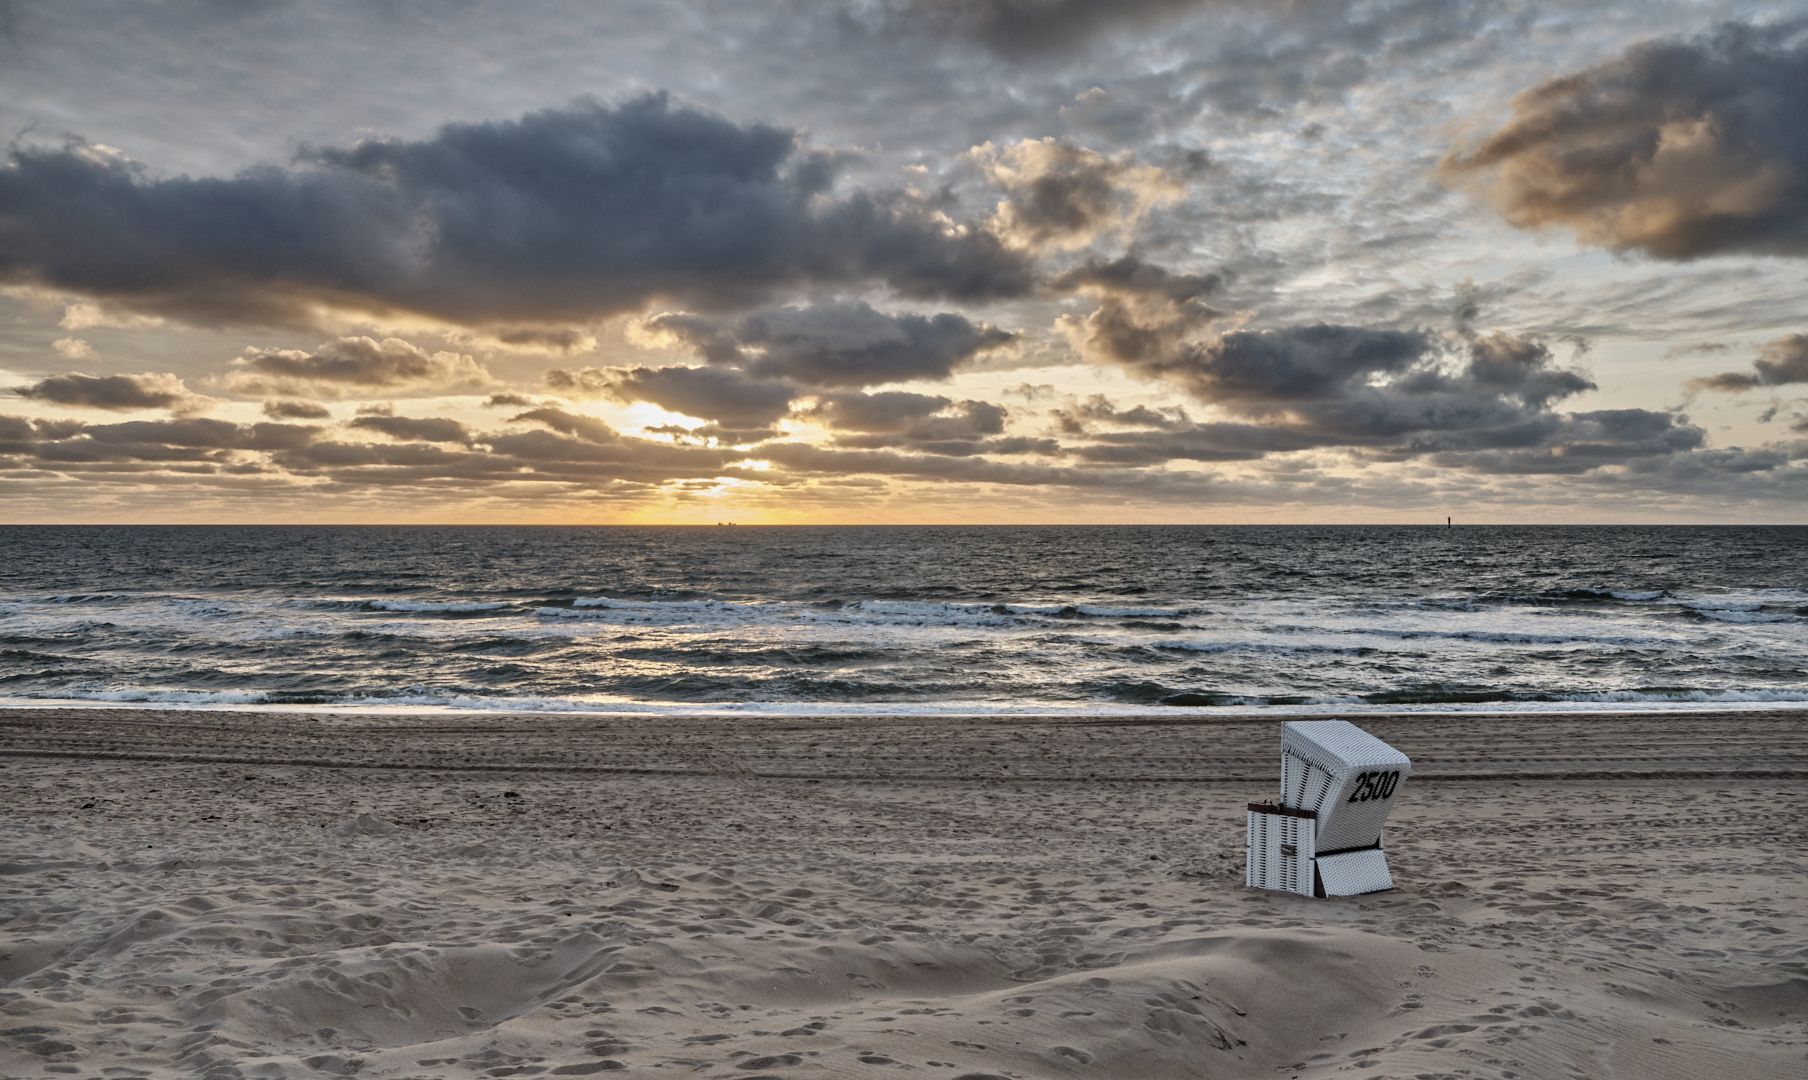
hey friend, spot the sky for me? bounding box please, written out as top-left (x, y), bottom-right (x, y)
top-left (2, 0), bottom-right (1807, 524)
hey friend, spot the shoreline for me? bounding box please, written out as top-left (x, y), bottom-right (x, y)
top-left (3, 707), bottom-right (1804, 1079)
top-left (5, 697), bottom-right (1808, 718)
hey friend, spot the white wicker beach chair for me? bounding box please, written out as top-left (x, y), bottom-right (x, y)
top-left (1246, 720), bottom-right (1411, 897)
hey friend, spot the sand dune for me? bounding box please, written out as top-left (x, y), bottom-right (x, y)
top-left (2, 708), bottom-right (1805, 1079)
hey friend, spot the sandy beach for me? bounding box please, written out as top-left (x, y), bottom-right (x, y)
top-left (2, 707), bottom-right (1804, 1079)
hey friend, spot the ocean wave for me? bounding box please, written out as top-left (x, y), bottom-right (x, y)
top-left (1154, 640), bottom-right (1382, 656)
top-left (562, 595), bottom-right (1201, 624)
top-left (364, 599), bottom-right (515, 613)
top-left (0, 648), bottom-right (70, 663)
top-left (1547, 687), bottom-right (1808, 703)
top-left (848, 600), bottom-right (1194, 620)
top-left (6, 688), bottom-right (1807, 715)
top-left (1474, 588), bottom-right (1627, 606)
top-left (170, 599), bottom-right (237, 618)
top-left (1673, 588), bottom-right (1808, 609)
top-left (569, 596), bottom-right (753, 615)
top-left (1685, 608), bottom-right (1801, 624)
top-left (299, 598), bottom-right (511, 613)
top-left (1158, 627), bottom-right (1667, 650)
top-left (86, 687), bottom-right (276, 704)
top-left (535, 603), bottom-right (745, 623)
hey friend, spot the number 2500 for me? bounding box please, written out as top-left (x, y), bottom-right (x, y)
top-left (1346, 770), bottom-right (1400, 803)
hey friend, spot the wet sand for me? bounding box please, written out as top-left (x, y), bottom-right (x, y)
top-left (2, 707), bottom-right (1805, 1079)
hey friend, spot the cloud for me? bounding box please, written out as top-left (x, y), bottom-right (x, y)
top-left (546, 364), bottom-right (796, 426)
top-left (794, 391), bottom-right (1045, 456)
top-left (1053, 255), bottom-right (1232, 384)
top-left (1130, 323), bottom-right (1433, 405)
top-left (642, 422), bottom-right (780, 447)
top-left (632, 301), bottom-right (1017, 388)
top-left (1051, 254), bottom-right (1224, 303)
top-left (58, 302), bottom-right (163, 332)
top-left (487, 328), bottom-right (598, 354)
top-left (52, 337), bottom-right (94, 359)
top-left (1067, 423), bottom-right (1309, 464)
top-left (14, 371), bottom-right (216, 414)
top-left (262, 399), bottom-right (332, 420)
top-left (1442, 23), bottom-right (1808, 260)
top-left (1418, 409), bottom-right (1707, 475)
top-left (0, 95), bottom-right (1036, 329)
top-left (0, 404), bottom-right (745, 490)
top-left (1464, 330), bottom-right (1595, 409)
top-left (1, 415), bottom-right (323, 466)
top-left (894, 0), bottom-right (1219, 58)
top-left (1058, 292), bottom-right (1696, 470)
top-left (974, 138), bottom-right (1182, 252)
top-left (1664, 341), bottom-right (1732, 358)
top-left (1051, 393), bottom-right (1193, 434)
top-left (798, 390), bottom-right (954, 432)
top-left (225, 336), bottom-right (495, 398)
top-left (506, 406), bottom-right (621, 444)
top-left (347, 414), bottom-right (473, 444)
top-left (1689, 332), bottom-right (1808, 391)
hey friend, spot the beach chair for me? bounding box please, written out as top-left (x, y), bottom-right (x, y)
top-left (1246, 720), bottom-right (1411, 897)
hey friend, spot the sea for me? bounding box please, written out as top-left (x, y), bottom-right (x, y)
top-left (0, 525), bottom-right (1803, 714)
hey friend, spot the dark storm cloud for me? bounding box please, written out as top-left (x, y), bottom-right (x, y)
top-left (472, 427), bottom-right (746, 485)
top-left (1051, 255), bottom-right (1224, 303)
top-left (752, 440), bottom-right (1090, 485)
top-left (1091, 320), bottom-right (1434, 404)
top-left (0, 404), bottom-right (749, 490)
top-left (1442, 23), bottom-right (1808, 260)
top-left (0, 95), bottom-right (1036, 329)
top-left (1052, 256), bottom-right (1229, 375)
top-left (506, 407), bottom-right (622, 444)
top-left (491, 328), bottom-right (595, 353)
top-left (544, 365), bottom-right (797, 426)
top-left (642, 423), bottom-right (781, 446)
top-left (825, 432), bottom-right (1056, 457)
top-left (0, 395), bottom-right (1784, 502)
top-left (1050, 394), bottom-right (1191, 435)
top-left (975, 139), bottom-right (1181, 251)
top-left (347, 415), bottom-right (473, 444)
top-left (482, 393), bottom-right (542, 408)
top-left (0, 415), bottom-right (323, 466)
top-left (1055, 260), bottom-right (1615, 458)
top-left (1463, 331), bottom-right (1595, 408)
top-left (1689, 332), bottom-right (1808, 392)
top-left (1057, 297), bottom-right (1702, 471)
top-left (227, 336), bottom-right (494, 398)
top-left (636, 302), bottom-right (1017, 388)
top-left (796, 391), bottom-right (1037, 455)
top-left (1419, 410), bottom-right (1707, 475)
top-left (261, 399), bottom-right (331, 420)
top-left (799, 390), bottom-right (953, 432)
top-left (14, 371), bottom-right (214, 414)
top-left (894, 0), bottom-right (1221, 57)
top-left (1068, 422), bottom-right (1314, 464)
